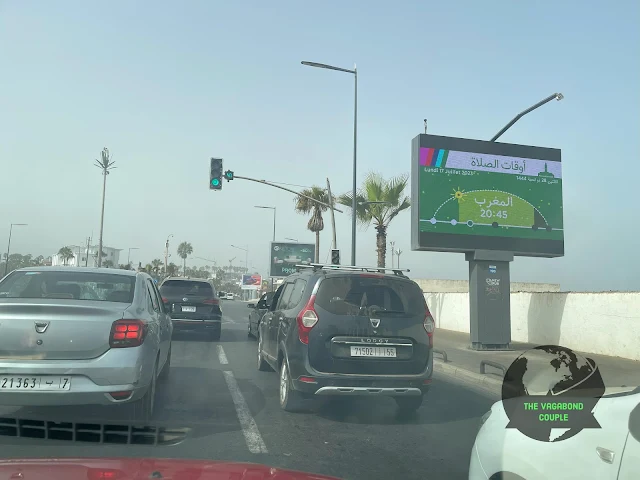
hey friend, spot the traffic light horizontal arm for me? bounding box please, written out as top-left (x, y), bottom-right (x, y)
top-left (234, 175), bottom-right (343, 213)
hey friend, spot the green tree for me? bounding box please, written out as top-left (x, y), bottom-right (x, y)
top-left (167, 262), bottom-right (178, 276)
top-left (151, 258), bottom-right (163, 274)
top-left (102, 259), bottom-right (115, 268)
top-left (294, 186), bottom-right (330, 263)
top-left (57, 246), bottom-right (75, 266)
top-left (177, 242), bottom-right (193, 276)
top-left (337, 172), bottom-right (411, 268)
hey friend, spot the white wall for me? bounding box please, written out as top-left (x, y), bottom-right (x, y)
top-left (424, 291), bottom-right (640, 361)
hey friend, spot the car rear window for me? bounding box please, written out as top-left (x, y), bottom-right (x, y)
top-left (160, 280), bottom-right (214, 296)
top-left (0, 270), bottom-right (136, 303)
top-left (315, 275), bottom-right (426, 317)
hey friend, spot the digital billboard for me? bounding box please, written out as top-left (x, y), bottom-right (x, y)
top-left (269, 242), bottom-right (315, 278)
top-left (241, 274), bottom-right (262, 290)
top-left (411, 134), bottom-right (563, 257)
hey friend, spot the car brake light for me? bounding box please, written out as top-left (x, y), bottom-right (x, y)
top-left (109, 319), bottom-right (146, 348)
top-left (87, 469), bottom-right (126, 480)
top-left (203, 298), bottom-right (219, 305)
top-left (296, 294), bottom-right (318, 344)
top-left (161, 297), bottom-right (169, 303)
top-left (424, 314), bottom-right (435, 347)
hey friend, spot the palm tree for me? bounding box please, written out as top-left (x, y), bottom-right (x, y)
top-left (294, 186), bottom-right (330, 263)
top-left (151, 258), bottom-right (163, 274)
top-left (58, 246), bottom-right (75, 266)
top-left (177, 242), bottom-right (193, 275)
top-left (337, 172), bottom-right (411, 268)
top-left (167, 262), bottom-right (178, 276)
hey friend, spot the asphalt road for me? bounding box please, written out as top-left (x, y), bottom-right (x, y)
top-left (0, 300), bottom-right (495, 479)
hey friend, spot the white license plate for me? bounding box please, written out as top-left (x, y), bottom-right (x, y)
top-left (181, 306), bottom-right (196, 312)
top-left (1, 376), bottom-right (71, 391)
top-left (350, 346), bottom-right (397, 358)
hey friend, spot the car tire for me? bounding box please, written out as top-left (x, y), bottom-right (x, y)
top-left (136, 360), bottom-right (157, 422)
top-left (159, 346), bottom-right (171, 380)
top-left (279, 360), bottom-right (306, 412)
top-left (210, 325), bottom-right (221, 341)
top-left (247, 321), bottom-right (254, 338)
top-left (395, 394), bottom-right (423, 412)
top-left (257, 334), bottom-right (271, 371)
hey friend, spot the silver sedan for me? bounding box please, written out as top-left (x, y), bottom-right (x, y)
top-left (0, 267), bottom-right (172, 419)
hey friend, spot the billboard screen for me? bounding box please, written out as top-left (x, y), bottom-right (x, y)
top-left (241, 274), bottom-right (262, 290)
top-left (411, 134), bottom-right (563, 257)
top-left (269, 242), bottom-right (315, 278)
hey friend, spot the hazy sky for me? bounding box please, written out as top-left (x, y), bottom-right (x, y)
top-left (1, 1), bottom-right (638, 291)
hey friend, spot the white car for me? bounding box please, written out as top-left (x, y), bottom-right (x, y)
top-left (470, 387), bottom-right (640, 479)
top-left (225, 293), bottom-right (234, 300)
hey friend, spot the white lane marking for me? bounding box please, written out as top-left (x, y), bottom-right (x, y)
top-left (222, 370), bottom-right (268, 454)
top-left (216, 345), bottom-right (229, 365)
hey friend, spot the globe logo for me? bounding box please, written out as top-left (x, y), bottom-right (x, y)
top-left (501, 345), bottom-right (605, 442)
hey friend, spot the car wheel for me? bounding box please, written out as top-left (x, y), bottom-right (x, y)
top-left (257, 334), bottom-right (271, 371)
top-left (247, 321), bottom-right (253, 338)
top-left (210, 326), bottom-right (221, 341)
top-left (159, 346), bottom-right (171, 380)
top-left (137, 360), bottom-right (157, 422)
top-left (279, 360), bottom-right (306, 412)
top-left (395, 394), bottom-right (423, 412)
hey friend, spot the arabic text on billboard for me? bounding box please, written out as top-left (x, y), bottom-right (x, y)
top-left (269, 242), bottom-right (315, 277)
top-left (411, 134), bottom-right (564, 257)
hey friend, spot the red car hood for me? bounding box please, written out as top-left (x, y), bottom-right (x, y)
top-left (0, 458), bottom-right (341, 479)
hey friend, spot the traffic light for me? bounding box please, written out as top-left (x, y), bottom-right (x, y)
top-left (224, 170), bottom-right (234, 182)
top-left (331, 249), bottom-right (340, 265)
top-left (210, 158), bottom-right (223, 190)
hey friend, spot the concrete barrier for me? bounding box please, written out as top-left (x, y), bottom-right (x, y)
top-left (424, 291), bottom-right (640, 361)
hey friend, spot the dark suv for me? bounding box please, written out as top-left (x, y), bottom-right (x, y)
top-left (159, 277), bottom-right (222, 340)
top-left (257, 265), bottom-right (434, 413)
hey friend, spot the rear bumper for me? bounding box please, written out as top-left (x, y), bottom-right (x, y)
top-left (171, 318), bottom-right (221, 332)
top-left (314, 386), bottom-right (424, 396)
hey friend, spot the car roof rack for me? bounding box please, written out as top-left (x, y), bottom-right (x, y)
top-left (295, 263), bottom-right (410, 277)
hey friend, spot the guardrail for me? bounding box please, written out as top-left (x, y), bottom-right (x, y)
top-left (432, 348), bottom-right (448, 363)
top-left (480, 360), bottom-right (507, 377)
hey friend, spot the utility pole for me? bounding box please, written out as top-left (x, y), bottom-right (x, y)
top-left (94, 148), bottom-right (116, 267)
top-left (396, 249), bottom-right (403, 268)
top-left (390, 241), bottom-right (395, 268)
top-left (326, 178), bottom-right (337, 250)
top-left (85, 237), bottom-right (91, 267)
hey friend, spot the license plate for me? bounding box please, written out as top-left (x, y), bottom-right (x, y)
top-left (350, 346), bottom-right (396, 358)
top-left (181, 306), bottom-right (196, 312)
top-left (1, 376), bottom-right (71, 391)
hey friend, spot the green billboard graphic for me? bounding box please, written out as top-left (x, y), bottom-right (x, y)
top-left (411, 135), bottom-right (564, 257)
top-left (269, 242), bottom-right (315, 278)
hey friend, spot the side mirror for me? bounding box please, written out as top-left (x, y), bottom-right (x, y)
top-left (629, 401), bottom-right (640, 442)
top-left (248, 303), bottom-right (256, 308)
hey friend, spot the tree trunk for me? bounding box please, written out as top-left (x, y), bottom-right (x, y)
top-left (375, 224), bottom-right (387, 267)
top-left (183, 258), bottom-right (186, 276)
top-left (315, 231), bottom-right (320, 263)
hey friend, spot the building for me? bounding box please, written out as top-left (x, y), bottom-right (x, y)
top-left (51, 245), bottom-right (122, 268)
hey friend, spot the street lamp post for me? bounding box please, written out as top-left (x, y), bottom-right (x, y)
top-left (254, 206), bottom-right (276, 242)
top-left (94, 148), bottom-right (116, 268)
top-left (165, 234), bottom-right (173, 274)
top-left (4, 223), bottom-right (27, 277)
top-left (490, 93), bottom-right (564, 142)
top-left (127, 247), bottom-right (139, 268)
top-left (231, 244), bottom-right (249, 300)
top-left (302, 60), bottom-right (357, 266)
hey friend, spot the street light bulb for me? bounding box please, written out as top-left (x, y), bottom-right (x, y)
top-left (556, 93), bottom-right (564, 101)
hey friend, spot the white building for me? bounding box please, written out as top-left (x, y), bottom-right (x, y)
top-left (51, 245), bottom-right (122, 268)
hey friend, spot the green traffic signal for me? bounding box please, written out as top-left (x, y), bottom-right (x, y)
top-left (211, 178), bottom-right (220, 187)
top-left (224, 170), bottom-right (234, 181)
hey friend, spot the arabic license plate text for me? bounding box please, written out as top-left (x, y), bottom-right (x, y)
top-left (0, 376), bottom-right (71, 391)
top-left (181, 306), bottom-right (196, 312)
top-left (350, 346), bottom-right (396, 358)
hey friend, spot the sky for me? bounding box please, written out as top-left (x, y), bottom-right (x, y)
top-left (1, 0), bottom-right (638, 291)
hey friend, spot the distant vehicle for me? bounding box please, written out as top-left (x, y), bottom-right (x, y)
top-left (218, 291), bottom-right (226, 299)
top-left (0, 267), bottom-right (172, 420)
top-left (247, 291), bottom-right (276, 338)
top-left (257, 264), bottom-right (434, 413)
top-left (159, 277), bottom-right (222, 341)
top-left (225, 293), bottom-right (234, 300)
top-left (470, 387), bottom-right (640, 479)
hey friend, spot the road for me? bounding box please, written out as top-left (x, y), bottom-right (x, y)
top-left (0, 300), bottom-right (495, 479)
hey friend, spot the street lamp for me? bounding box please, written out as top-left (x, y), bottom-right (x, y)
top-left (490, 93), bottom-right (564, 142)
top-left (164, 234), bottom-right (173, 273)
top-left (302, 60), bottom-right (357, 266)
top-left (94, 148), bottom-right (116, 268)
top-left (4, 223), bottom-right (27, 277)
top-left (254, 205), bottom-right (276, 242)
top-left (230, 245), bottom-right (249, 270)
top-left (127, 247), bottom-right (139, 267)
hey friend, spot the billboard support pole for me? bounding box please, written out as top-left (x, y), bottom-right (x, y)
top-left (326, 178), bottom-right (337, 250)
top-left (465, 250), bottom-right (514, 351)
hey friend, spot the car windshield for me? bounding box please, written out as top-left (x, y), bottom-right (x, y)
top-left (1, 2), bottom-right (638, 479)
top-left (160, 280), bottom-right (213, 296)
top-left (0, 270), bottom-right (135, 302)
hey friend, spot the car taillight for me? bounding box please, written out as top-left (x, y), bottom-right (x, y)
top-left (109, 319), bottom-right (146, 348)
top-left (424, 314), bottom-right (435, 347)
top-left (296, 294), bottom-right (318, 345)
top-left (203, 298), bottom-right (219, 305)
top-left (161, 297), bottom-right (169, 303)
